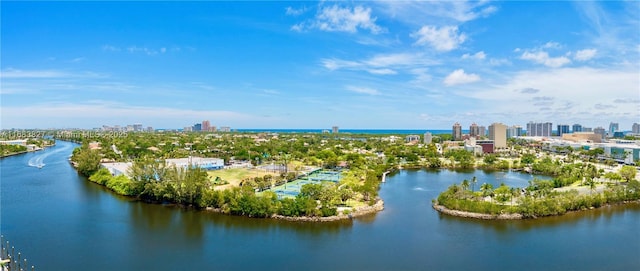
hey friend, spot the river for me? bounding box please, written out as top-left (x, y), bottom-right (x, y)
top-left (1, 141), bottom-right (638, 270)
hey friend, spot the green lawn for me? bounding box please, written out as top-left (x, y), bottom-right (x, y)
top-left (207, 168), bottom-right (275, 189)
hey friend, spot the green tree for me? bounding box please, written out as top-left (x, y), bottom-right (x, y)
top-left (620, 165), bottom-right (637, 182)
top-left (471, 176), bottom-right (477, 192)
top-left (461, 179), bottom-right (470, 191)
top-left (494, 183), bottom-right (511, 203)
top-left (483, 154), bottom-right (497, 166)
top-left (520, 153), bottom-right (536, 165)
top-left (74, 148), bottom-right (102, 176)
top-left (480, 183), bottom-right (494, 198)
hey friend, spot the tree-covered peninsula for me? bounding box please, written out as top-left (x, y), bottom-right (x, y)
top-left (69, 131), bottom-right (396, 219)
top-left (66, 130), bottom-right (639, 220)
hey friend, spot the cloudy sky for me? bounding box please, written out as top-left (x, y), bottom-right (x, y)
top-left (1, 1), bottom-right (638, 130)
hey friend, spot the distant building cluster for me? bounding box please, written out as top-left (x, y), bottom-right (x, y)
top-left (181, 120), bottom-right (236, 133)
top-left (443, 120), bottom-right (640, 155)
top-left (100, 123), bottom-right (153, 132)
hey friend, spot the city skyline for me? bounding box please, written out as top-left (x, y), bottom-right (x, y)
top-left (1, 1), bottom-right (639, 129)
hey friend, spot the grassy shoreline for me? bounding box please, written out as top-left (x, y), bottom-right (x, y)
top-left (433, 178), bottom-right (640, 219)
top-left (433, 200), bottom-right (640, 220)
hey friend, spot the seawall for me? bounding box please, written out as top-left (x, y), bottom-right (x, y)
top-left (432, 203), bottom-right (523, 220)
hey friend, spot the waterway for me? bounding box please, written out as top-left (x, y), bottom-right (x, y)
top-left (1, 141), bottom-right (638, 270)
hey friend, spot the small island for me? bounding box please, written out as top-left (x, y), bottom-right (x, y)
top-left (433, 163), bottom-right (640, 219)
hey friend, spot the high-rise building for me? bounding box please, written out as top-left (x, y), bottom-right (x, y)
top-left (479, 126), bottom-right (486, 138)
top-left (488, 123), bottom-right (507, 148)
top-left (583, 127), bottom-right (592, 132)
top-left (332, 126), bottom-right (339, 134)
top-left (133, 123), bottom-right (143, 132)
top-left (527, 122), bottom-right (552, 137)
top-left (506, 125), bottom-right (522, 138)
top-left (609, 122), bottom-right (619, 136)
top-left (193, 123), bottom-right (202, 131)
top-left (515, 126), bottom-right (522, 137)
top-left (183, 126), bottom-right (193, 132)
top-left (557, 124), bottom-right (570, 137)
top-left (633, 123), bottom-right (640, 134)
top-left (469, 123), bottom-right (480, 137)
top-left (424, 132), bottom-right (432, 144)
top-left (572, 124), bottom-right (582, 133)
top-left (452, 122), bottom-right (462, 141)
top-left (202, 120), bottom-right (211, 132)
top-left (593, 127), bottom-right (606, 140)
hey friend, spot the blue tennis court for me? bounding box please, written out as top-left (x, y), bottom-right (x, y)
top-left (266, 170), bottom-right (343, 199)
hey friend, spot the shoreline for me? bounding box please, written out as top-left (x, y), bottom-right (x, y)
top-left (0, 144), bottom-right (54, 158)
top-left (432, 200), bottom-right (640, 220)
top-left (0, 150), bottom-right (30, 158)
top-left (204, 199), bottom-right (385, 222)
top-left (432, 203), bottom-right (523, 220)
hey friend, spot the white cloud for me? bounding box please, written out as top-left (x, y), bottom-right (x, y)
top-left (367, 69), bottom-right (397, 75)
top-left (102, 45), bottom-right (120, 51)
top-left (375, 1), bottom-right (497, 25)
top-left (290, 23), bottom-right (304, 32)
top-left (0, 68), bottom-right (104, 79)
top-left (542, 41), bottom-right (562, 49)
top-left (262, 89), bottom-right (281, 95)
top-left (574, 48), bottom-right (597, 61)
top-left (363, 53), bottom-right (421, 67)
top-left (127, 46), bottom-right (163, 55)
top-left (443, 69), bottom-right (480, 86)
top-left (285, 6), bottom-right (307, 16)
top-left (520, 51), bottom-right (571, 68)
top-left (1, 69), bottom-right (70, 79)
top-left (321, 53), bottom-right (437, 75)
top-left (411, 25), bottom-right (466, 51)
top-left (70, 57), bottom-right (85, 63)
top-left (295, 5), bottom-right (384, 34)
top-left (346, 85), bottom-right (381, 95)
top-left (461, 67), bottom-right (639, 121)
top-left (462, 51), bottom-right (486, 60)
top-left (104, 45), bottom-right (179, 55)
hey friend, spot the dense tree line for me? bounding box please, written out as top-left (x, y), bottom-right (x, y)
top-left (0, 144), bottom-right (27, 156)
top-left (437, 173), bottom-right (640, 218)
top-left (85, 161), bottom-right (382, 217)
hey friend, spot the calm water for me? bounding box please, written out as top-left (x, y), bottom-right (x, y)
top-left (1, 141), bottom-right (639, 270)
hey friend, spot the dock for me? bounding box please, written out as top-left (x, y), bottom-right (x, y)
top-left (382, 171), bottom-right (391, 183)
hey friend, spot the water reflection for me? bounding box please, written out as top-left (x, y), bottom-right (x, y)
top-left (3, 142), bottom-right (638, 271)
top-left (438, 202), bottom-right (640, 233)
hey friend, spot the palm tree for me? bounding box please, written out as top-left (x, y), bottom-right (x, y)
top-left (589, 179), bottom-right (597, 194)
top-left (471, 176), bottom-right (477, 192)
top-left (480, 183), bottom-right (493, 198)
top-left (461, 179), bottom-right (470, 191)
top-left (510, 187), bottom-right (519, 205)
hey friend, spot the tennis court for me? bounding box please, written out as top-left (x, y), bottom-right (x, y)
top-left (269, 170), bottom-right (342, 199)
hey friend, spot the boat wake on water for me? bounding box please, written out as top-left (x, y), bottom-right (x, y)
top-left (27, 143), bottom-right (73, 169)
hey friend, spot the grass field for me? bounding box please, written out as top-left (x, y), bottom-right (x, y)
top-left (207, 168), bottom-right (277, 190)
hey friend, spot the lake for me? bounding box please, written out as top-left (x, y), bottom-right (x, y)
top-left (1, 141), bottom-right (638, 270)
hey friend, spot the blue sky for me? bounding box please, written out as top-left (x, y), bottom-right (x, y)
top-left (1, 1), bottom-right (639, 130)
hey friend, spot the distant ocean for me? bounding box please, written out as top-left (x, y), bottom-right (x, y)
top-left (235, 129), bottom-right (465, 135)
